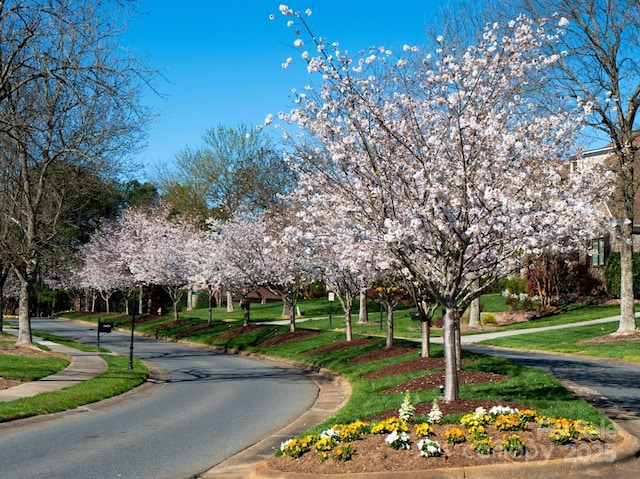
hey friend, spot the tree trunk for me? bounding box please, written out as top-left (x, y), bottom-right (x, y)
top-left (344, 295), bottom-right (353, 342)
top-left (173, 299), bottom-right (179, 321)
top-left (385, 302), bottom-right (394, 348)
top-left (420, 319), bottom-right (431, 358)
top-left (357, 290), bottom-right (369, 324)
top-left (455, 317), bottom-right (462, 372)
top-left (207, 286), bottom-right (213, 325)
top-left (469, 296), bottom-right (480, 328)
top-left (287, 299), bottom-right (296, 333)
top-left (442, 306), bottom-right (459, 401)
top-left (226, 289), bottom-right (234, 313)
top-left (16, 276), bottom-right (32, 346)
top-left (0, 269), bottom-right (6, 333)
top-left (335, 290), bottom-right (354, 341)
top-left (240, 293), bottom-right (250, 326)
top-left (618, 224), bottom-right (637, 332)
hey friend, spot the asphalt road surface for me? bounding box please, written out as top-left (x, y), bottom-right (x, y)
top-left (0, 318), bottom-right (318, 479)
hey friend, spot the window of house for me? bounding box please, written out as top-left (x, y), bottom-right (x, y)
top-left (591, 238), bottom-right (606, 266)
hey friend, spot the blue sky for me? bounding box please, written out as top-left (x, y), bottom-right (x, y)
top-left (121, 1), bottom-right (445, 180)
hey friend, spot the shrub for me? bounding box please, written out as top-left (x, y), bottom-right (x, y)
top-left (481, 312), bottom-right (497, 325)
top-left (505, 277), bottom-right (529, 294)
top-left (604, 252), bottom-right (640, 298)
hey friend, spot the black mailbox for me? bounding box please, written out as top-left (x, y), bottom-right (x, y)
top-left (410, 312), bottom-right (421, 321)
top-left (98, 321), bottom-right (114, 333)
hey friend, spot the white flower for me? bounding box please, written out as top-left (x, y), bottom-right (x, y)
top-left (321, 427), bottom-right (340, 439)
top-left (558, 16), bottom-right (569, 27)
top-left (279, 4), bottom-right (293, 15)
top-left (294, 38), bottom-right (304, 47)
top-left (280, 438), bottom-right (294, 451)
top-left (427, 401), bottom-right (443, 424)
top-left (417, 439), bottom-right (442, 457)
top-left (264, 113), bottom-right (274, 125)
top-left (385, 430), bottom-right (411, 450)
top-left (489, 405), bottom-right (518, 416)
top-left (269, 13), bottom-right (275, 20)
top-left (304, 8), bottom-right (312, 16)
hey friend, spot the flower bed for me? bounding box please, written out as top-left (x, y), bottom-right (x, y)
top-left (270, 400), bottom-right (621, 475)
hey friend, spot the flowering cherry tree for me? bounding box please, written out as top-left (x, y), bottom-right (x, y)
top-left (189, 233), bottom-right (223, 324)
top-left (259, 208), bottom-right (318, 333)
top-left (297, 213), bottom-right (397, 343)
top-left (211, 208), bottom-right (318, 332)
top-left (272, 8), bottom-right (612, 400)
top-left (208, 215), bottom-right (268, 326)
top-left (74, 220), bottom-right (134, 313)
top-left (118, 206), bottom-right (202, 321)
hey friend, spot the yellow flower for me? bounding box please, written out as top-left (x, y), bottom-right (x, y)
top-left (414, 422), bottom-right (433, 437)
top-left (444, 427), bottom-right (466, 445)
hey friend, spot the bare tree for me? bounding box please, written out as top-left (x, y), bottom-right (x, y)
top-left (0, 0), bottom-right (153, 345)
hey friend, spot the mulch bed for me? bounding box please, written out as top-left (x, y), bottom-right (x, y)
top-left (304, 338), bottom-right (375, 355)
top-left (348, 346), bottom-right (418, 364)
top-left (214, 325), bottom-right (263, 340)
top-left (384, 370), bottom-right (508, 394)
top-left (363, 357), bottom-right (446, 378)
top-left (258, 330), bottom-right (320, 347)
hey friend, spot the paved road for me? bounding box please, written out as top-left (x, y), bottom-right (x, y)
top-left (0, 318), bottom-right (319, 479)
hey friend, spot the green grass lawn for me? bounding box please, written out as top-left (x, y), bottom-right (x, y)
top-left (0, 354), bottom-right (69, 381)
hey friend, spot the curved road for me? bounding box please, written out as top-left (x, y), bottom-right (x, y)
top-left (0, 318), bottom-right (319, 479)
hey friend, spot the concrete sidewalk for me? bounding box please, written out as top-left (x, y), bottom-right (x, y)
top-left (433, 315), bottom-right (629, 345)
top-left (0, 329), bottom-right (107, 402)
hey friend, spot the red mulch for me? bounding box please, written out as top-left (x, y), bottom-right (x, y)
top-left (304, 338), bottom-right (375, 355)
top-left (384, 370), bottom-right (508, 394)
top-left (363, 357), bottom-right (446, 378)
top-left (348, 346), bottom-right (418, 364)
top-left (214, 325), bottom-right (262, 340)
top-left (258, 330), bottom-right (320, 347)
